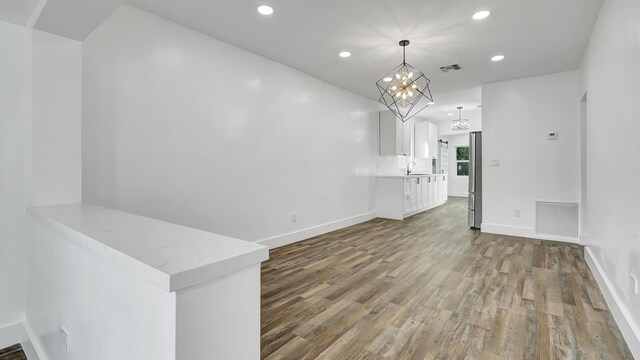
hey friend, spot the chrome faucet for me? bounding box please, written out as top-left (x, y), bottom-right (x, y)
top-left (407, 161), bottom-right (416, 175)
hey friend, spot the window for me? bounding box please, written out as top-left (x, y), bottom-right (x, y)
top-left (456, 146), bottom-right (469, 176)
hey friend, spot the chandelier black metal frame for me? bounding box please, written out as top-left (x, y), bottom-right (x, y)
top-left (376, 40), bottom-right (434, 123)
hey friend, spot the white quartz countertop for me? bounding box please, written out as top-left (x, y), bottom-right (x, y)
top-left (29, 203), bottom-right (269, 292)
top-left (377, 174), bottom-right (447, 179)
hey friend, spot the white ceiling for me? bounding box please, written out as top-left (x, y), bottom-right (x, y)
top-left (0, 0), bottom-right (40, 26)
top-left (33, 0), bottom-right (603, 122)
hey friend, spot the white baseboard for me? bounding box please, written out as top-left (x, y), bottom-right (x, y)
top-left (481, 223), bottom-right (579, 244)
top-left (0, 321), bottom-right (26, 350)
top-left (0, 321), bottom-right (43, 360)
top-left (448, 192), bottom-right (468, 197)
top-left (257, 211), bottom-right (377, 249)
top-left (22, 320), bottom-right (46, 360)
top-left (585, 247), bottom-right (640, 358)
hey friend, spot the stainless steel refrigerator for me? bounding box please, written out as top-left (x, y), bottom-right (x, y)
top-left (468, 131), bottom-right (482, 228)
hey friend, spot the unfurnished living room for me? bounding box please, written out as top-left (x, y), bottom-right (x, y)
top-left (1, 0), bottom-right (639, 359)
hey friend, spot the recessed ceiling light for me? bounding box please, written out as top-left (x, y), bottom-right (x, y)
top-left (472, 10), bottom-right (491, 20)
top-left (428, 101), bottom-right (435, 105)
top-left (491, 55), bottom-right (505, 62)
top-left (339, 51), bottom-right (351, 58)
top-left (257, 5), bottom-right (274, 15)
top-left (447, 113), bottom-right (454, 116)
top-left (383, 77), bottom-right (392, 82)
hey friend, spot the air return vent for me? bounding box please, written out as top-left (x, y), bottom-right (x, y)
top-left (440, 64), bottom-right (462, 73)
top-left (535, 201), bottom-right (578, 238)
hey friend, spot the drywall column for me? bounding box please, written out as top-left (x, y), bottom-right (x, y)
top-left (0, 19), bottom-right (31, 343)
top-left (176, 265), bottom-right (261, 359)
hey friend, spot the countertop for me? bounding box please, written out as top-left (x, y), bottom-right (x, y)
top-left (29, 203), bottom-right (269, 292)
top-left (377, 174), bottom-right (447, 179)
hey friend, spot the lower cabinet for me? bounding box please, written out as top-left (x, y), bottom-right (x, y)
top-left (376, 175), bottom-right (448, 220)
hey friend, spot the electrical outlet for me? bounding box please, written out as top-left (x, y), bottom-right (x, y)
top-left (291, 212), bottom-right (297, 223)
top-left (61, 327), bottom-right (71, 352)
top-left (631, 274), bottom-right (639, 295)
top-left (514, 209), bottom-right (521, 218)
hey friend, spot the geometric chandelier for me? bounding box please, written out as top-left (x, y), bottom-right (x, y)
top-left (376, 40), bottom-right (434, 123)
top-left (451, 106), bottom-right (470, 130)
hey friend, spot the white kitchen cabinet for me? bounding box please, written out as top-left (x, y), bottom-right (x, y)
top-left (440, 175), bottom-right (448, 203)
top-left (428, 122), bottom-right (439, 162)
top-left (410, 178), bottom-right (418, 211)
top-left (433, 176), bottom-right (441, 204)
top-left (420, 177), bottom-right (429, 208)
top-left (379, 110), bottom-right (411, 156)
top-left (376, 175), bottom-right (448, 220)
top-left (427, 177), bottom-right (435, 207)
top-left (414, 121), bottom-right (429, 159)
top-left (414, 121), bottom-right (438, 159)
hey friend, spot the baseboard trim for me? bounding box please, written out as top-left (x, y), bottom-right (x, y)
top-left (0, 321), bottom-right (26, 350)
top-left (257, 211), bottom-right (377, 249)
top-left (448, 192), bottom-right (468, 197)
top-left (481, 223), bottom-right (579, 244)
top-left (22, 321), bottom-right (46, 360)
top-left (585, 247), bottom-right (640, 358)
top-left (0, 321), bottom-right (44, 360)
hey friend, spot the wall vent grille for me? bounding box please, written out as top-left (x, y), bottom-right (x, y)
top-left (440, 64), bottom-right (462, 73)
top-left (535, 201), bottom-right (578, 238)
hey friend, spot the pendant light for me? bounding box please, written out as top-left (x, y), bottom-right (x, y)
top-left (451, 107), bottom-right (469, 131)
top-left (376, 40), bottom-right (434, 122)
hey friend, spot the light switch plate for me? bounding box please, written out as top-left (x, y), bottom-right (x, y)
top-left (491, 159), bottom-right (500, 167)
top-left (548, 132), bottom-right (559, 140)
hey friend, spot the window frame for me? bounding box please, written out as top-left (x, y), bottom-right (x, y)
top-left (455, 146), bottom-right (470, 176)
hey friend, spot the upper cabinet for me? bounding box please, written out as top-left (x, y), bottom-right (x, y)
top-left (414, 121), bottom-right (439, 159)
top-left (379, 111), bottom-right (411, 156)
top-left (428, 122), bottom-right (438, 159)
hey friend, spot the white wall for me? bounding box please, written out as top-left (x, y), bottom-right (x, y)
top-left (441, 133), bottom-right (469, 197)
top-left (580, 0), bottom-right (640, 355)
top-left (482, 70), bottom-right (581, 238)
top-left (82, 6), bottom-right (380, 244)
top-left (0, 20), bottom-right (31, 333)
top-left (32, 30), bottom-right (82, 206)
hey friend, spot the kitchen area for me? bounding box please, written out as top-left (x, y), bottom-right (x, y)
top-left (375, 110), bottom-right (449, 220)
top-left (376, 109), bottom-right (482, 226)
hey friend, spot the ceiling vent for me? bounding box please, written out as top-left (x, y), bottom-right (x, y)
top-left (440, 64), bottom-right (462, 73)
